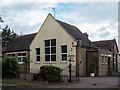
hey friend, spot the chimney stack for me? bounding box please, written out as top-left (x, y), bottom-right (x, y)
top-left (83, 32), bottom-right (88, 38)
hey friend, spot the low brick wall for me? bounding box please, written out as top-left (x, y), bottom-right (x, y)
top-left (19, 73), bottom-right (34, 80)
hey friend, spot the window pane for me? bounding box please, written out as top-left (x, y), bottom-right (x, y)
top-left (62, 46), bottom-right (67, 53)
top-left (23, 57), bottom-right (26, 62)
top-left (51, 39), bottom-right (56, 46)
top-left (101, 56), bottom-right (104, 63)
top-left (62, 54), bottom-right (67, 61)
top-left (45, 55), bottom-right (50, 61)
top-left (23, 53), bottom-right (26, 56)
top-left (18, 57), bottom-right (21, 62)
top-left (45, 40), bottom-right (50, 46)
top-left (7, 54), bottom-right (15, 58)
top-left (51, 55), bottom-right (56, 61)
top-left (36, 48), bottom-right (40, 55)
top-left (45, 48), bottom-right (50, 54)
top-left (18, 53), bottom-right (21, 56)
top-left (51, 47), bottom-right (56, 54)
top-left (37, 56), bottom-right (40, 62)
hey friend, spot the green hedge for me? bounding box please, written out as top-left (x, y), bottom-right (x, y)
top-left (40, 65), bottom-right (62, 82)
top-left (2, 57), bottom-right (19, 78)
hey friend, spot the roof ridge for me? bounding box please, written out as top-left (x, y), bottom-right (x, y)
top-left (93, 39), bottom-right (115, 43)
top-left (19, 32), bottom-right (37, 37)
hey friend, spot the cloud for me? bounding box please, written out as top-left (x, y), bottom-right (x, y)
top-left (98, 27), bottom-right (106, 31)
top-left (1, 2), bottom-right (119, 51)
top-left (2, 2), bottom-right (58, 34)
top-left (99, 31), bottom-right (110, 37)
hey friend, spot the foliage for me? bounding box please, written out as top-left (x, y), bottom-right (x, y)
top-left (40, 65), bottom-right (62, 82)
top-left (2, 25), bottom-right (18, 49)
top-left (90, 61), bottom-right (95, 73)
top-left (0, 15), bottom-right (4, 22)
top-left (2, 57), bottom-right (19, 78)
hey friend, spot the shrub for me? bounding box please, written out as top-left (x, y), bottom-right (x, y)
top-left (2, 57), bottom-right (19, 78)
top-left (90, 61), bottom-right (95, 73)
top-left (40, 65), bottom-right (62, 82)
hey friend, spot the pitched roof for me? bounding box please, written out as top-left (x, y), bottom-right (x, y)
top-left (56, 20), bottom-right (97, 48)
top-left (93, 39), bottom-right (119, 52)
top-left (3, 33), bottom-right (36, 53)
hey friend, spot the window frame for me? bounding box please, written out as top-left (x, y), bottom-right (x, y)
top-left (17, 53), bottom-right (26, 64)
top-left (105, 55), bottom-right (107, 65)
top-left (7, 54), bottom-right (15, 58)
top-left (36, 48), bottom-right (40, 63)
top-left (101, 54), bottom-right (104, 65)
top-left (44, 39), bottom-right (56, 62)
top-left (61, 45), bottom-right (67, 62)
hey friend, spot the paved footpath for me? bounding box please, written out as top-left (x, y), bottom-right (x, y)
top-left (43, 77), bottom-right (119, 88)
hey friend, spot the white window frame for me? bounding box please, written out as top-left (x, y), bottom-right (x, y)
top-left (45, 39), bottom-right (56, 62)
top-left (61, 45), bottom-right (67, 62)
top-left (36, 48), bottom-right (40, 63)
top-left (17, 53), bottom-right (26, 64)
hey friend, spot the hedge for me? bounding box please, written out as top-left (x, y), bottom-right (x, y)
top-left (39, 65), bottom-right (62, 82)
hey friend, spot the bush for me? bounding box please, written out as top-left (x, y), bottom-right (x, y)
top-left (90, 61), bottom-right (95, 73)
top-left (40, 65), bottom-right (62, 82)
top-left (2, 57), bottom-right (19, 78)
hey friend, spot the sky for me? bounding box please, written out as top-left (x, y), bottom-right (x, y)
top-left (0, 0), bottom-right (119, 51)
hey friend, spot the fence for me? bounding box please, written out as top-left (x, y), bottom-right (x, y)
top-left (61, 65), bottom-right (79, 82)
top-left (18, 66), bottom-right (79, 82)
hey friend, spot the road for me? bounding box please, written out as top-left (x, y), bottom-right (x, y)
top-left (43, 77), bottom-right (118, 88)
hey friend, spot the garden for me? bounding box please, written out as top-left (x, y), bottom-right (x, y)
top-left (2, 57), bottom-right (66, 88)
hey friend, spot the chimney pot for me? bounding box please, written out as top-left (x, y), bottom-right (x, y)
top-left (83, 32), bottom-right (88, 38)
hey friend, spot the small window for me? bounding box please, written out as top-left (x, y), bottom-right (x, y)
top-left (7, 54), bottom-right (15, 58)
top-left (61, 45), bottom-right (67, 61)
top-left (36, 48), bottom-right (40, 62)
top-left (101, 56), bottom-right (104, 64)
top-left (105, 56), bottom-right (107, 64)
top-left (17, 53), bottom-right (26, 63)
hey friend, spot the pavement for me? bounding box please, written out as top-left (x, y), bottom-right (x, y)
top-left (43, 77), bottom-right (119, 88)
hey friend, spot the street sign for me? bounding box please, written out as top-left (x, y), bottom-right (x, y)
top-left (69, 60), bottom-right (74, 62)
top-left (68, 55), bottom-right (75, 57)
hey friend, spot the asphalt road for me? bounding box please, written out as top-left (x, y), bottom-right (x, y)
top-left (43, 77), bottom-right (118, 88)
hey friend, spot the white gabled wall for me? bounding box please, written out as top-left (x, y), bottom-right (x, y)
top-left (30, 14), bottom-right (77, 75)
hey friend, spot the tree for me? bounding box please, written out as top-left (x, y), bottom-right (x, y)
top-left (2, 25), bottom-right (18, 49)
top-left (0, 15), bottom-right (4, 23)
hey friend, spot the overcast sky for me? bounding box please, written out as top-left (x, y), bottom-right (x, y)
top-left (0, 0), bottom-right (119, 51)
